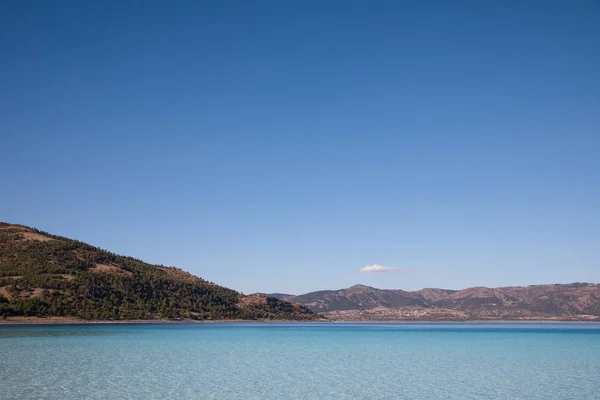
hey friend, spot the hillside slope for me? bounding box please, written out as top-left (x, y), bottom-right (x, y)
top-left (0, 223), bottom-right (315, 321)
top-left (268, 283), bottom-right (600, 321)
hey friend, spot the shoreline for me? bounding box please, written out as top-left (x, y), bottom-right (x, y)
top-left (1, 316), bottom-right (598, 325)
top-left (0, 316), bottom-right (326, 325)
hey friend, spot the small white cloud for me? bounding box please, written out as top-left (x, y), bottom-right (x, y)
top-left (360, 264), bottom-right (410, 273)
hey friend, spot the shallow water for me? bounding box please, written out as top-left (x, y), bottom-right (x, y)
top-left (1, 323), bottom-right (599, 399)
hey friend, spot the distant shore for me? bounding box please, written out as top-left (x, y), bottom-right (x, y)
top-left (1, 316), bottom-right (598, 325)
top-left (0, 316), bottom-right (325, 325)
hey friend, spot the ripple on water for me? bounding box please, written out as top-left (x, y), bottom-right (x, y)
top-left (1, 323), bottom-right (599, 400)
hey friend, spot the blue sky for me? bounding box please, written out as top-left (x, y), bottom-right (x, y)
top-left (1, 1), bottom-right (599, 294)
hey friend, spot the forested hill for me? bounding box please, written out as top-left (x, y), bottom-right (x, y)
top-left (0, 223), bottom-right (316, 321)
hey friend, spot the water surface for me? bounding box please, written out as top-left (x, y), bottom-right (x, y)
top-left (1, 322), bottom-right (599, 399)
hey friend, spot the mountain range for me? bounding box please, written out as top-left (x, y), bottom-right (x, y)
top-left (2, 221), bottom-right (598, 322)
top-left (261, 282), bottom-right (600, 321)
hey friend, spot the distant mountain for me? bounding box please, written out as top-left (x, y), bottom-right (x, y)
top-left (266, 283), bottom-right (600, 321)
top-left (283, 284), bottom-right (428, 312)
top-left (0, 223), bottom-right (316, 321)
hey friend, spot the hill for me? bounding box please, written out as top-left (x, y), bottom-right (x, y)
top-left (266, 283), bottom-right (600, 321)
top-left (0, 223), bottom-right (316, 321)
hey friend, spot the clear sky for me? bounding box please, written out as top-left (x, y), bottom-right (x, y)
top-left (1, 1), bottom-right (599, 295)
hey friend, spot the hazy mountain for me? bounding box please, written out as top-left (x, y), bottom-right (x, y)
top-left (266, 283), bottom-right (600, 321)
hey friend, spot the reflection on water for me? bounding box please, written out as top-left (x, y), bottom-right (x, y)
top-left (0, 328), bottom-right (129, 339)
top-left (1, 322), bottom-right (599, 339)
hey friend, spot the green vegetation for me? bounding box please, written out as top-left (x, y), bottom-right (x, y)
top-left (0, 223), bottom-right (315, 321)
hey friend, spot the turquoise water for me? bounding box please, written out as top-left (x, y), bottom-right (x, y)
top-left (1, 323), bottom-right (599, 399)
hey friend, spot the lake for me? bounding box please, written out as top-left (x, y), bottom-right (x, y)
top-left (1, 322), bottom-right (599, 399)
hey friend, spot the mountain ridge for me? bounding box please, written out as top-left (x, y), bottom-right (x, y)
top-left (0, 222), bottom-right (316, 321)
top-left (261, 282), bottom-right (600, 321)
